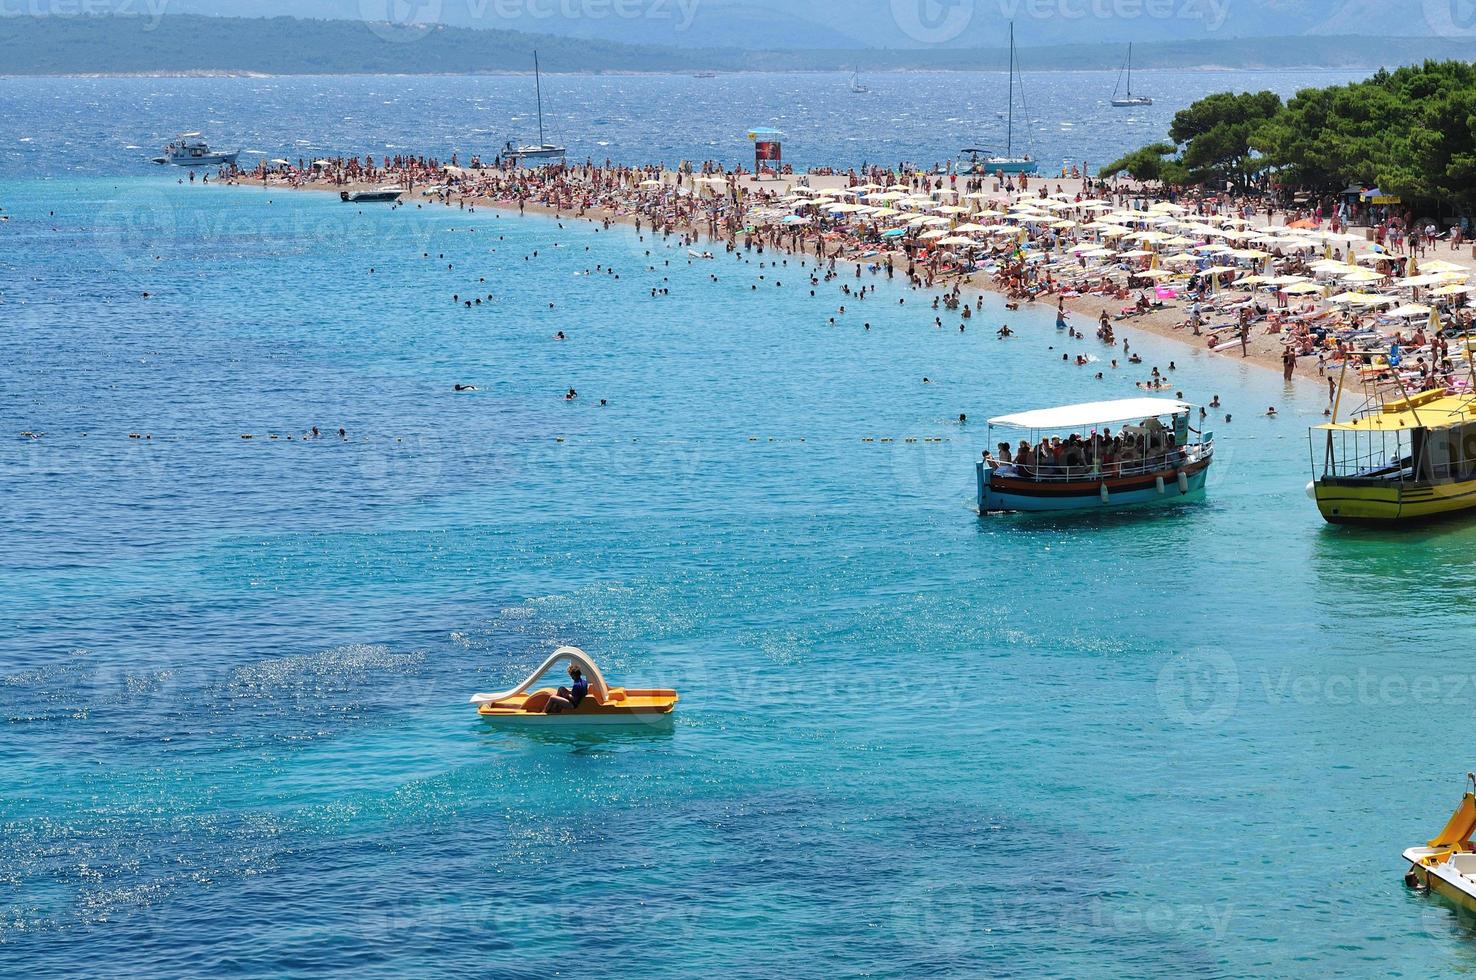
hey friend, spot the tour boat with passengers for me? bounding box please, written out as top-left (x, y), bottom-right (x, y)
top-left (978, 398), bottom-right (1214, 514)
top-left (1309, 348), bottom-right (1476, 525)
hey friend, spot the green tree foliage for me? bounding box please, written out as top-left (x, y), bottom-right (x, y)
top-left (1101, 143), bottom-right (1183, 184)
top-left (1167, 91), bottom-right (1282, 187)
top-left (1116, 63), bottom-right (1476, 215)
top-left (1254, 61), bottom-right (1476, 215)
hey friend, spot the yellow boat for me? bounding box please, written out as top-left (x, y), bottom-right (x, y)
top-left (1403, 773), bottom-right (1476, 914)
top-left (1310, 352), bottom-right (1476, 524)
top-left (469, 646), bottom-right (677, 724)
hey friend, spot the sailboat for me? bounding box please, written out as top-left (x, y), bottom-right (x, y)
top-left (962, 22), bottom-right (1037, 175)
top-left (850, 66), bottom-right (869, 94)
top-left (1111, 43), bottom-right (1153, 107)
top-left (503, 51), bottom-right (567, 165)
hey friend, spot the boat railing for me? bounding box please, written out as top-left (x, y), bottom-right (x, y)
top-left (990, 439), bottom-right (1212, 483)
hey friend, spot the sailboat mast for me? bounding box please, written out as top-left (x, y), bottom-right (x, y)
top-left (1126, 43), bottom-right (1132, 98)
top-left (1007, 22), bottom-right (1015, 158)
top-left (534, 51), bottom-right (545, 146)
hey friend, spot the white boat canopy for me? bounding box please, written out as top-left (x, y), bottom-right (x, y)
top-left (989, 398), bottom-right (1191, 430)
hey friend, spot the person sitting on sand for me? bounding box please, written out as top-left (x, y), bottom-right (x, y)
top-left (543, 664), bottom-right (589, 715)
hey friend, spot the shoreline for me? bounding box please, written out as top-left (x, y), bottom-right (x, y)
top-left (265, 171), bottom-right (1328, 390)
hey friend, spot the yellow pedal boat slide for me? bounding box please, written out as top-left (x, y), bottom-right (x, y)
top-left (1403, 773), bottom-right (1476, 913)
top-left (469, 646), bottom-right (678, 724)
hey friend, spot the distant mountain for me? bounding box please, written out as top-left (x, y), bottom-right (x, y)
top-left (0, 14), bottom-right (1470, 74)
top-left (43, 0), bottom-right (1467, 49)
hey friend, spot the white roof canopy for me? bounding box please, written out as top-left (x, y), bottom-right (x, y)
top-left (989, 398), bottom-right (1191, 430)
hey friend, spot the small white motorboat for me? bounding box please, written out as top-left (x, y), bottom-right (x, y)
top-left (153, 133), bottom-right (240, 167)
top-left (340, 186), bottom-right (405, 203)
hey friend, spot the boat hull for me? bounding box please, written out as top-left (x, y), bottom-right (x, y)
top-left (477, 687), bottom-right (677, 724)
top-left (1112, 99), bottom-right (1153, 107)
top-left (1404, 848), bottom-right (1476, 918)
top-left (967, 160), bottom-right (1038, 175)
top-left (1313, 477), bottom-right (1476, 525)
top-left (978, 459), bottom-right (1210, 514)
top-left (341, 190), bottom-right (403, 203)
top-left (164, 151), bottom-right (240, 167)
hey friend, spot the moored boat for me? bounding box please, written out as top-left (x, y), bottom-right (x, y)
top-left (1110, 43), bottom-right (1154, 107)
top-left (978, 398), bottom-right (1214, 514)
top-left (1309, 351), bottom-right (1476, 525)
top-left (469, 646), bottom-right (677, 724)
top-left (502, 51), bottom-right (566, 166)
top-left (153, 133), bottom-right (240, 167)
top-left (1403, 773), bottom-right (1476, 915)
top-left (964, 21), bottom-right (1038, 176)
top-left (340, 186), bottom-right (404, 203)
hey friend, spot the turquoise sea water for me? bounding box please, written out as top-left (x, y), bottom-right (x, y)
top-left (7, 168), bottom-right (1476, 973)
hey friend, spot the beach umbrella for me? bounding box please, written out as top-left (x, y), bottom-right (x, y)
top-left (919, 229), bottom-right (949, 240)
top-left (1233, 275), bottom-right (1269, 286)
top-left (1433, 283), bottom-right (1473, 296)
top-left (1420, 259), bottom-right (1467, 274)
top-left (1388, 304), bottom-right (1432, 318)
top-left (1342, 268), bottom-right (1387, 283)
top-left (1282, 282), bottom-right (1326, 295)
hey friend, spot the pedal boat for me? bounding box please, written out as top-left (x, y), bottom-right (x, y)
top-left (1402, 773), bottom-right (1476, 913)
top-left (469, 646), bottom-right (677, 724)
top-left (978, 398), bottom-right (1213, 514)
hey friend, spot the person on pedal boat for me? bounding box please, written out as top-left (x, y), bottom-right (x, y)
top-left (545, 665), bottom-right (590, 714)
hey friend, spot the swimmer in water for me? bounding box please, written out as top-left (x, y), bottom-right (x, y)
top-left (455, 384), bottom-right (477, 392)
